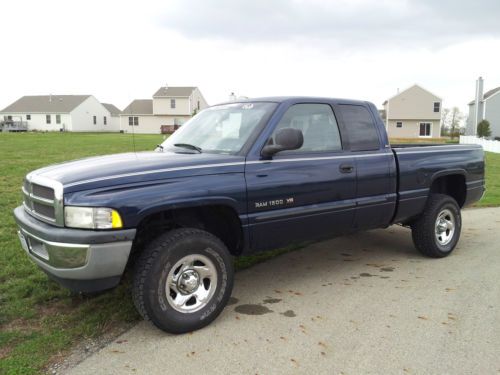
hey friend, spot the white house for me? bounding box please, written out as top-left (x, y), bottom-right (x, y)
top-left (466, 77), bottom-right (500, 139)
top-left (102, 103), bottom-right (122, 130)
top-left (120, 86), bottom-right (208, 134)
top-left (0, 95), bottom-right (121, 132)
top-left (382, 84), bottom-right (442, 139)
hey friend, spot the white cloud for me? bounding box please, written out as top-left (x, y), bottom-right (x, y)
top-left (0, 0), bottom-right (499, 117)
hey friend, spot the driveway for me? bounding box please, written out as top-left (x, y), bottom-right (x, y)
top-left (68, 208), bottom-right (500, 375)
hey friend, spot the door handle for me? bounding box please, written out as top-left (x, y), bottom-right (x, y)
top-left (339, 164), bottom-right (354, 173)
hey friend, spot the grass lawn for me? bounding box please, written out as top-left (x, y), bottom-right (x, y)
top-left (0, 132), bottom-right (498, 374)
top-left (0, 132), bottom-right (302, 374)
top-left (476, 151), bottom-right (500, 207)
top-left (0, 133), bottom-right (165, 374)
top-left (389, 137), bottom-right (459, 144)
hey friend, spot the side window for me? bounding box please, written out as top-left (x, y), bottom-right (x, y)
top-left (270, 104), bottom-right (342, 153)
top-left (338, 105), bottom-right (380, 151)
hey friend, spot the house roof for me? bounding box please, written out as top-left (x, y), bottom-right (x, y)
top-left (122, 99), bottom-right (153, 115)
top-left (102, 103), bottom-right (122, 116)
top-left (153, 86), bottom-right (196, 98)
top-left (382, 84), bottom-right (442, 106)
top-left (0, 95), bottom-right (91, 113)
top-left (468, 86), bottom-right (500, 105)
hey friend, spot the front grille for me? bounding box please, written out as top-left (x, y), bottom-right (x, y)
top-left (22, 176), bottom-right (63, 226)
top-left (32, 202), bottom-right (55, 219)
top-left (32, 184), bottom-right (55, 200)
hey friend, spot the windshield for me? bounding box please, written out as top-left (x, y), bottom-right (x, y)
top-left (160, 102), bottom-right (277, 154)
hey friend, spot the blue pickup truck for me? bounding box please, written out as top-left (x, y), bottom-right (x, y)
top-left (14, 97), bottom-right (485, 333)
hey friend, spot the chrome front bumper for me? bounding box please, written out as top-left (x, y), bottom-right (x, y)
top-left (14, 206), bottom-right (136, 292)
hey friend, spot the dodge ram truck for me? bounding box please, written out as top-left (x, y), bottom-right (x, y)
top-left (14, 97), bottom-right (485, 333)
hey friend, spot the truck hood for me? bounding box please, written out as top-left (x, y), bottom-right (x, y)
top-left (29, 151), bottom-right (246, 192)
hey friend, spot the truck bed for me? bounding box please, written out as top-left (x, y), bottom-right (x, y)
top-left (390, 143), bottom-right (485, 224)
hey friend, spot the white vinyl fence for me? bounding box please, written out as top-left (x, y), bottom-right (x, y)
top-left (460, 136), bottom-right (500, 153)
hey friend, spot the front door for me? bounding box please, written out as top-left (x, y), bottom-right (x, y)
top-left (245, 103), bottom-right (357, 252)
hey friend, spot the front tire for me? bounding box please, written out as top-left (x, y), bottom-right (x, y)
top-left (411, 194), bottom-right (462, 258)
top-left (132, 228), bottom-right (234, 333)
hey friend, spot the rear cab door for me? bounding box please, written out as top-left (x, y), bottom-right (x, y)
top-left (335, 102), bottom-right (397, 230)
top-left (244, 99), bottom-right (357, 252)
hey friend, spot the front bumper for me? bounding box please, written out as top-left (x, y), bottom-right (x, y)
top-left (13, 206), bottom-right (136, 292)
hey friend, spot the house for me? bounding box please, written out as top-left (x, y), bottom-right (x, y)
top-left (382, 84), bottom-right (442, 139)
top-left (102, 103), bottom-right (122, 130)
top-left (466, 77), bottom-right (500, 138)
top-left (0, 95), bottom-right (121, 132)
top-left (120, 86), bottom-right (208, 134)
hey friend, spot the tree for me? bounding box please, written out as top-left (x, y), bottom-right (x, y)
top-left (477, 120), bottom-right (491, 138)
top-left (440, 107), bottom-right (464, 139)
top-left (440, 108), bottom-right (450, 136)
top-left (448, 107), bottom-right (463, 140)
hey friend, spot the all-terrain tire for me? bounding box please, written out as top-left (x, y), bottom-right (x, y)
top-left (132, 228), bottom-right (234, 333)
top-left (411, 194), bottom-right (462, 258)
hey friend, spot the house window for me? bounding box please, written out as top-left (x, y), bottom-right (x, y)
top-left (104, 116), bottom-right (107, 125)
top-left (170, 99), bottom-right (176, 109)
top-left (46, 115), bottom-right (51, 124)
top-left (7, 115), bottom-right (12, 120)
top-left (419, 122), bottom-right (431, 137)
top-left (396, 121), bottom-right (403, 128)
top-left (56, 114), bottom-right (61, 124)
top-left (128, 116), bottom-right (139, 126)
top-left (26, 114), bottom-right (31, 120)
top-left (93, 116), bottom-right (97, 125)
top-left (433, 102), bottom-right (440, 113)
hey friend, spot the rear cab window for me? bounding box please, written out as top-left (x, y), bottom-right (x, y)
top-left (338, 105), bottom-right (380, 151)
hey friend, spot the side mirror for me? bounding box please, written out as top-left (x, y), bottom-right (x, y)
top-left (261, 127), bottom-right (304, 158)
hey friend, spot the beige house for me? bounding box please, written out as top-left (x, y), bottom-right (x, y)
top-left (120, 86), bottom-right (208, 134)
top-left (382, 84), bottom-right (442, 139)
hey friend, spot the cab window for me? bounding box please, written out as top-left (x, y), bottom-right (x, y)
top-left (269, 103), bottom-right (342, 153)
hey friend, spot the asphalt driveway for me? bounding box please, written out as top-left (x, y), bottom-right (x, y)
top-left (67, 207), bottom-right (500, 375)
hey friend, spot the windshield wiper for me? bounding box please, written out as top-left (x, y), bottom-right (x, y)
top-left (173, 143), bottom-right (202, 153)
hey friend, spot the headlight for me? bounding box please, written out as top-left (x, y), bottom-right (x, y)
top-left (64, 207), bottom-right (123, 229)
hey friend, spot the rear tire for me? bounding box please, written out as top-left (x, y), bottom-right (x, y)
top-left (411, 194), bottom-right (461, 258)
top-left (132, 228), bottom-right (234, 333)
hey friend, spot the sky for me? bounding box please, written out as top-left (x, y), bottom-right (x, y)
top-left (1, 0), bottom-right (500, 115)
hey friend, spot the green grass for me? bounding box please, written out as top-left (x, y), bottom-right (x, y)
top-left (0, 133), bottom-right (163, 374)
top-left (476, 151), bottom-right (500, 207)
top-left (0, 132), bottom-right (498, 373)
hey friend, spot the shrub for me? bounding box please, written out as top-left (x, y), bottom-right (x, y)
top-left (477, 120), bottom-right (491, 138)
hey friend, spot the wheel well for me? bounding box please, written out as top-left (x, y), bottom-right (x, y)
top-left (430, 174), bottom-right (466, 207)
top-left (131, 205), bottom-right (244, 258)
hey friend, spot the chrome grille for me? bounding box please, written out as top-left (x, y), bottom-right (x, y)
top-left (33, 202), bottom-right (56, 218)
top-left (32, 184), bottom-right (55, 200)
top-left (22, 174), bottom-right (64, 226)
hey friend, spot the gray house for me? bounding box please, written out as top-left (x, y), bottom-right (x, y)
top-left (466, 77), bottom-right (500, 138)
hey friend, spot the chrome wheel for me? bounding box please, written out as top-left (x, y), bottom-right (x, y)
top-left (435, 209), bottom-right (455, 246)
top-left (166, 254), bottom-right (218, 313)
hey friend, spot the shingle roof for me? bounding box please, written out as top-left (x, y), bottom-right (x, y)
top-left (468, 86), bottom-right (500, 105)
top-left (0, 95), bottom-right (91, 113)
top-left (153, 86), bottom-right (196, 97)
top-left (121, 99), bottom-right (153, 115)
top-left (102, 103), bottom-right (121, 116)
